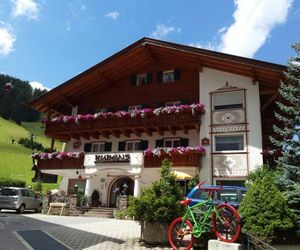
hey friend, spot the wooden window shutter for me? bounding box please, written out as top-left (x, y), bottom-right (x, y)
top-left (155, 139), bottom-right (164, 148)
top-left (131, 75), bottom-right (137, 86)
top-left (104, 142), bottom-right (112, 152)
top-left (147, 73), bottom-right (152, 84)
top-left (174, 68), bottom-right (181, 81)
top-left (180, 138), bottom-right (189, 147)
top-left (118, 141), bottom-right (126, 151)
top-left (157, 71), bottom-right (163, 83)
top-left (140, 140), bottom-right (149, 150)
top-left (84, 143), bottom-right (92, 152)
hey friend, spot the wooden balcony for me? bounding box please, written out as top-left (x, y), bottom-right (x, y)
top-left (45, 111), bottom-right (203, 141)
top-left (144, 152), bottom-right (202, 168)
top-left (36, 156), bottom-right (84, 170)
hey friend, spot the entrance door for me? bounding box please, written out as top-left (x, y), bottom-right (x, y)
top-left (109, 177), bottom-right (134, 207)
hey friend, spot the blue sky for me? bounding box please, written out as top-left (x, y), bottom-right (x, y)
top-left (0, 0), bottom-right (299, 90)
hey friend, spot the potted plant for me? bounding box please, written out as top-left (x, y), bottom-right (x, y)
top-left (128, 159), bottom-right (183, 244)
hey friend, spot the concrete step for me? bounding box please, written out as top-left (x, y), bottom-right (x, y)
top-left (83, 213), bottom-right (114, 218)
top-left (84, 207), bottom-right (115, 218)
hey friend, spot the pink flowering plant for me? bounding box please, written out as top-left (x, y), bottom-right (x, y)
top-left (32, 151), bottom-right (84, 160)
top-left (42, 103), bottom-right (205, 124)
top-left (144, 146), bottom-right (206, 157)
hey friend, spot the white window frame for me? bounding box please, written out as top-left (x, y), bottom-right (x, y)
top-left (136, 74), bottom-right (148, 86)
top-left (163, 70), bottom-right (175, 83)
top-left (164, 138), bottom-right (181, 148)
top-left (128, 105), bottom-right (143, 112)
top-left (165, 101), bottom-right (181, 107)
top-left (213, 133), bottom-right (245, 153)
top-left (125, 140), bottom-right (141, 152)
top-left (212, 91), bottom-right (244, 111)
top-left (91, 142), bottom-right (106, 153)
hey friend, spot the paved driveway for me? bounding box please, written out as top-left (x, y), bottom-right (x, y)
top-left (0, 212), bottom-right (172, 250)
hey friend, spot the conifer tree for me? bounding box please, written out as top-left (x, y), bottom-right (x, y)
top-left (271, 42), bottom-right (300, 231)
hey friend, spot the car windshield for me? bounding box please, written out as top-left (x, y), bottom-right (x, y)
top-left (0, 188), bottom-right (17, 196)
top-left (191, 189), bottom-right (209, 200)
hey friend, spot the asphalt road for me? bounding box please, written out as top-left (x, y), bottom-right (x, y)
top-left (0, 211), bottom-right (171, 250)
top-left (0, 211), bottom-right (69, 250)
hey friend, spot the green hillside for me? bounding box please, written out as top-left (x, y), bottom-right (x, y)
top-left (0, 117), bottom-right (62, 191)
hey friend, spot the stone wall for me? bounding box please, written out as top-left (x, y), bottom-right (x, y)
top-left (42, 193), bottom-right (81, 216)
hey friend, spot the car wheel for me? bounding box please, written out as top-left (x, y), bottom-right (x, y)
top-left (17, 204), bottom-right (25, 214)
top-left (35, 204), bottom-right (42, 213)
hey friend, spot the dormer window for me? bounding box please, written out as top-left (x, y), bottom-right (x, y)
top-left (157, 69), bottom-right (181, 83)
top-left (136, 74), bottom-right (148, 86)
top-left (212, 91), bottom-right (244, 111)
top-left (131, 73), bottom-right (152, 86)
top-left (163, 70), bottom-right (175, 83)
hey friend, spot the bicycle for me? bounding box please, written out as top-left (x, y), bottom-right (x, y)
top-left (168, 181), bottom-right (241, 250)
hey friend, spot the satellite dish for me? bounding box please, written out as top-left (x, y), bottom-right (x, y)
top-left (4, 82), bottom-right (14, 91)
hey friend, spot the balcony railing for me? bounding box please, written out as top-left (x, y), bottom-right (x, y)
top-left (34, 155), bottom-right (84, 170)
top-left (33, 148), bottom-right (204, 170)
top-left (144, 152), bottom-right (202, 168)
top-left (43, 104), bottom-right (205, 140)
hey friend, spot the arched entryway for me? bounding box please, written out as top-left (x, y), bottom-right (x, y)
top-left (108, 177), bottom-right (134, 207)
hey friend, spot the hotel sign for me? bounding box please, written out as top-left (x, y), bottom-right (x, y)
top-left (94, 153), bottom-right (130, 164)
top-left (84, 152), bottom-right (143, 167)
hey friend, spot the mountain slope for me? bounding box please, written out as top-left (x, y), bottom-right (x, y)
top-left (0, 117), bottom-right (61, 189)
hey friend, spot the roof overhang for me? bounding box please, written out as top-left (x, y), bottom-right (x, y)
top-left (27, 37), bottom-right (286, 116)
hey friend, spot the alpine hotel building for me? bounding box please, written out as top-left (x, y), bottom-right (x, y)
top-left (28, 38), bottom-right (285, 207)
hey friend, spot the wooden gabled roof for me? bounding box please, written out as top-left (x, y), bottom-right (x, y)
top-left (27, 37), bottom-right (286, 115)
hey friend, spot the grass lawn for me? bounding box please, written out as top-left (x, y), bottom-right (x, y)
top-left (0, 117), bottom-right (62, 191)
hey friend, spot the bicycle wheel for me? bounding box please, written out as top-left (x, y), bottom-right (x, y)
top-left (168, 217), bottom-right (194, 250)
top-left (212, 204), bottom-right (241, 243)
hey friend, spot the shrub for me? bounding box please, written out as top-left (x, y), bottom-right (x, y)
top-left (115, 208), bottom-right (129, 219)
top-left (33, 181), bottom-right (43, 192)
top-left (0, 178), bottom-right (26, 188)
top-left (128, 159), bottom-right (183, 222)
top-left (239, 166), bottom-right (294, 242)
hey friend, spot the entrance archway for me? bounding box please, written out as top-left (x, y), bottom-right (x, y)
top-left (108, 177), bottom-right (134, 207)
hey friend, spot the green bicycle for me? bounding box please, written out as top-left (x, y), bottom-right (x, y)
top-left (168, 181), bottom-right (241, 250)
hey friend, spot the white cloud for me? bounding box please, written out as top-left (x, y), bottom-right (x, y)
top-left (189, 42), bottom-right (218, 51)
top-left (29, 81), bottom-right (50, 91)
top-left (81, 5), bottom-right (86, 11)
top-left (218, 0), bottom-right (293, 58)
top-left (11, 0), bottom-right (39, 20)
top-left (0, 22), bottom-right (16, 57)
top-left (105, 11), bottom-right (120, 20)
top-left (151, 23), bottom-right (181, 39)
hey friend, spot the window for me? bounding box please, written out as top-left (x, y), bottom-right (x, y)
top-left (126, 141), bottom-right (141, 151)
top-left (0, 188), bottom-right (17, 196)
top-left (165, 101), bottom-right (181, 107)
top-left (215, 135), bottom-right (244, 151)
top-left (128, 105), bottom-right (143, 112)
top-left (91, 142), bottom-right (105, 153)
top-left (163, 70), bottom-right (175, 83)
top-left (212, 91), bottom-right (244, 111)
top-left (95, 108), bottom-right (107, 114)
top-left (164, 138), bottom-right (181, 148)
top-left (136, 74), bottom-right (148, 86)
